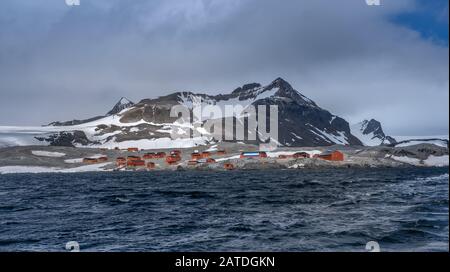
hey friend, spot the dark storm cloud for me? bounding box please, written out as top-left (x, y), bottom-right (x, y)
top-left (0, 0), bottom-right (448, 135)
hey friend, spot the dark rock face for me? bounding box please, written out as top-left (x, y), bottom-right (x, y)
top-left (232, 83), bottom-right (262, 94)
top-left (362, 119), bottom-right (388, 140)
top-left (35, 131), bottom-right (94, 147)
top-left (356, 119), bottom-right (397, 145)
top-left (252, 78), bottom-right (362, 146)
top-left (363, 119), bottom-right (383, 135)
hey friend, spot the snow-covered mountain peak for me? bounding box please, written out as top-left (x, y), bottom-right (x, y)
top-left (351, 119), bottom-right (396, 146)
top-left (107, 97), bottom-right (135, 115)
top-left (118, 97), bottom-right (133, 106)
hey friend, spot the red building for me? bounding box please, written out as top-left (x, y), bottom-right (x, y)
top-left (166, 155), bottom-right (181, 165)
top-left (155, 152), bottom-right (166, 158)
top-left (128, 160), bottom-right (146, 167)
top-left (97, 156), bottom-right (108, 162)
top-left (206, 158), bottom-right (216, 164)
top-left (127, 155), bottom-right (141, 161)
top-left (191, 152), bottom-right (202, 160)
top-left (318, 151), bottom-right (344, 161)
top-left (143, 153), bottom-right (157, 160)
top-left (83, 158), bottom-right (98, 164)
top-left (201, 152), bottom-right (211, 158)
top-left (116, 157), bottom-right (127, 166)
top-left (293, 152), bottom-right (310, 159)
top-left (224, 163), bottom-right (235, 170)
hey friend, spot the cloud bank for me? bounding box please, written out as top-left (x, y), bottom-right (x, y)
top-left (0, 0), bottom-right (448, 135)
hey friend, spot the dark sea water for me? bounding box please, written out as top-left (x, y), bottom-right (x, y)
top-left (0, 167), bottom-right (448, 252)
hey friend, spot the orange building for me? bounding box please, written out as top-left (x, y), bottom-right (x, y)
top-left (116, 157), bottom-right (127, 166)
top-left (206, 158), bottom-right (216, 164)
top-left (128, 160), bottom-right (146, 167)
top-left (143, 153), bottom-right (157, 160)
top-left (127, 147), bottom-right (139, 152)
top-left (166, 155), bottom-right (181, 165)
top-left (155, 152), bottom-right (166, 158)
top-left (293, 152), bottom-right (310, 159)
top-left (201, 152), bottom-right (211, 158)
top-left (97, 156), bottom-right (108, 162)
top-left (224, 163), bottom-right (235, 170)
top-left (127, 155), bottom-right (141, 161)
top-left (217, 150), bottom-right (226, 155)
top-left (318, 151), bottom-right (344, 161)
top-left (191, 152), bottom-right (202, 160)
top-left (83, 158), bottom-right (98, 164)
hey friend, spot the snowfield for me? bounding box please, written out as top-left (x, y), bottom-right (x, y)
top-left (31, 150), bottom-right (66, 157)
top-left (390, 156), bottom-right (421, 165)
top-left (0, 162), bottom-right (112, 174)
top-left (350, 122), bottom-right (384, 146)
top-left (393, 135), bottom-right (449, 141)
top-left (64, 158), bottom-right (84, 164)
top-left (395, 139), bottom-right (448, 148)
top-left (390, 155), bottom-right (449, 167)
top-left (424, 155), bottom-right (449, 167)
top-left (96, 137), bottom-right (210, 150)
top-left (178, 86), bottom-right (280, 120)
top-left (307, 124), bottom-right (350, 145)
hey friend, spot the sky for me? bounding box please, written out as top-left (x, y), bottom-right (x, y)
top-left (0, 0), bottom-right (448, 136)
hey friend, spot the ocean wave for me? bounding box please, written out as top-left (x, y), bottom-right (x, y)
top-left (415, 174), bottom-right (449, 182)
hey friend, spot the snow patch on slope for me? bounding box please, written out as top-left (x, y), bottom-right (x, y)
top-left (350, 122), bottom-right (382, 146)
top-left (390, 155), bottom-right (449, 167)
top-left (391, 135), bottom-right (449, 148)
top-left (31, 151), bottom-right (66, 157)
top-left (178, 86), bottom-right (280, 120)
top-left (424, 155), bottom-right (449, 167)
top-left (0, 162), bottom-right (112, 174)
top-left (307, 124), bottom-right (349, 145)
top-left (396, 140), bottom-right (448, 148)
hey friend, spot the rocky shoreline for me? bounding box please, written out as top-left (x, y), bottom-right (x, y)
top-left (0, 142), bottom-right (448, 174)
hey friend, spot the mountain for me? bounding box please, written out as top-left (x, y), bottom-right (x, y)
top-left (6, 78), bottom-right (370, 149)
top-left (107, 97), bottom-right (135, 115)
top-left (48, 97), bottom-right (135, 126)
top-left (350, 119), bottom-right (397, 146)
